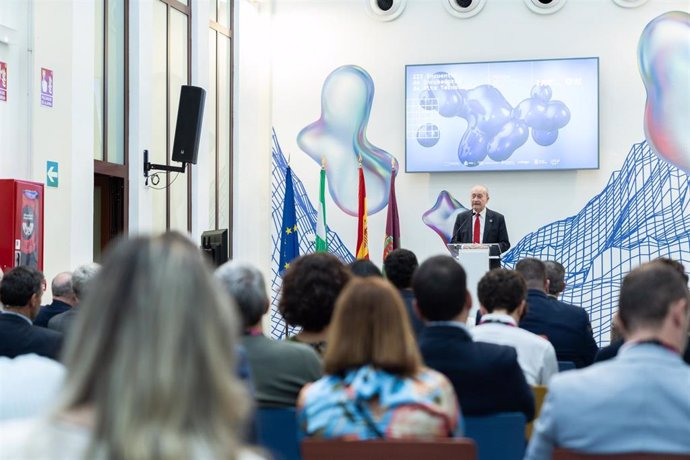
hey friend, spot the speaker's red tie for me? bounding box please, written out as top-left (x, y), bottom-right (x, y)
top-left (473, 214), bottom-right (480, 244)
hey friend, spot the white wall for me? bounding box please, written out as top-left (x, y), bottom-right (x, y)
top-left (265, 0), bottom-right (687, 265)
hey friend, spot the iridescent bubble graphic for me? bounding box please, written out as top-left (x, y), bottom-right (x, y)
top-left (421, 190), bottom-right (467, 245)
top-left (297, 65), bottom-right (398, 216)
top-left (421, 72), bottom-right (571, 167)
top-left (416, 123), bottom-right (440, 147)
top-left (639, 11), bottom-right (690, 172)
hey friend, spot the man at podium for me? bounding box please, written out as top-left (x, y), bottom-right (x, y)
top-left (450, 185), bottom-right (510, 270)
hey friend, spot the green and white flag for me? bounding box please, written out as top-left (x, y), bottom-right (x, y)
top-left (315, 162), bottom-right (328, 252)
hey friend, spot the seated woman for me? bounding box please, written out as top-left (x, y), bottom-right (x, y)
top-left (0, 233), bottom-right (264, 460)
top-left (279, 252), bottom-right (350, 356)
top-left (298, 277), bottom-right (461, 440)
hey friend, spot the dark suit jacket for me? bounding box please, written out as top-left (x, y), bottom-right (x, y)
top-left (34, 299), bottom-right (72, 328)
top-left (0, 313), bottom-right (63, 360)
top-left (520, 289), bottom-right (598, 368)
top-left (399, 289), bottom-right (424, 338)
top-left (419, 324), bottom-right (534, 421)
top-left (451, 209), bottom-right (510, 269)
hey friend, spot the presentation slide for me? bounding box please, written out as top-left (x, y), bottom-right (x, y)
top-left (405, 57), bottom-right (599, 172)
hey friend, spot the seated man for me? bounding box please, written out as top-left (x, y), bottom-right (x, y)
top-left (472, 269), bottom-right (558, 386)
top-left (48, 263), bottom-right (100, 336)
top-left (215, 261), bottom-right (322, 408)
top-left (526, 261), bottom-right (690, 458)
top-left (414, 255), bottom-right (534, 420)
top-left (0, 266), bottom-right (62, 360)
top-left (383, 248), bottom-right (423, 337)
top-left (34, 271), bottom-right (76, 327)
top-left (516, 258), bottom-right (598, 368)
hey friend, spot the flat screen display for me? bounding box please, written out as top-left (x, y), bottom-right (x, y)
top-left (405, 57), bottom-right (599, 172)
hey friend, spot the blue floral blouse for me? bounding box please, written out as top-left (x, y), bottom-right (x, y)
top-left (297, 365), bottom-right (462, 440)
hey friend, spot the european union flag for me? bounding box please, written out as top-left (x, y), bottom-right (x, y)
top-left (279, 166), bottom-right (300, 275)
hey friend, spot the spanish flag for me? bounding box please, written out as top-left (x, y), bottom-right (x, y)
top-left (356, 160), bottom-right (369, 260)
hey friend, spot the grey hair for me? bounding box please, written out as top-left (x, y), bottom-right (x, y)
top-left (57, 233), bottom-right (249, 459)
top-left (215, 261), bottom-right (268, 329)
top-left (72, 263), bottom-right (100, 301)
top-left (51, 272), bottom-right (74, 298)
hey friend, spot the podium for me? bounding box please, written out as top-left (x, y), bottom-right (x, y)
top-left (447, 243), bottom-right (501, 327)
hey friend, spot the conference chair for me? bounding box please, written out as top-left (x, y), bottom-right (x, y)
top-left (256, 407), bottom-right (301, 460)
top-left (553, 449), bottom-right (690, 460)
top-left (465, 412), bottom-right (527, 460)
top-left (558, 360), bottom-right (577, 372)
top-left (301, 438), bottom-right (477, 460)
top-left (526, 385), bottom-right (548, 439)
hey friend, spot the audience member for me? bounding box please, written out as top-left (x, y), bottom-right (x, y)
top-left (526, 261), bottom-right (690, 458)
top-left (414, 255), bottom-right (534, 420)
top-left (0, 233), bottom-right (263, 460)
top-left (0, 354), bottom-right (65, 421)
top-left (472, 269), bottom-right (558, 385)
top-left (0, 266), bottom-right (62, 360)
top-left (298, 277), bottom-right (460, 439)
top-left (48, 263), bottom-right (100, 335)
top-left (279, 252), bottom-right (350, 355)
top-left (347, 259), bottom-right (383, 278)
top-left (544, 260), bottom-right (566, 299)
top-left (216, 261), bottom-right (321, 408)
top-left (383, 248), bottom-right (424, 337)
top-left (595, 257), bottom-right (690, 364)
top-left (34, 272), bottom-right (76, 327)
top-left (516, 258), bottom-right (598, 368)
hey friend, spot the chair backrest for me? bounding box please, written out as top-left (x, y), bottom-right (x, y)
top-left (558, 360), bottom-right (577, 372)
top-left (256, 407), bottom-right (301, 460)
top-left (301, 438), bottom-right (477, 460)
top-left (465, 412), bottom-right (526, 460)
top-left (553, 448), bottom-right (690, 460)
top-left (526, 385), bottom-right (548, 439)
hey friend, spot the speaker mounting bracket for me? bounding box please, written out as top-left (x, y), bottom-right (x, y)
top-left (143, 149), bottom-right (187, 185)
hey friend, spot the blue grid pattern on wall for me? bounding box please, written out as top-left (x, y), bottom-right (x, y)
top-left (270, 129), bottom-right (355, 339)
top-left (503, 141), bottom-right (690, 345)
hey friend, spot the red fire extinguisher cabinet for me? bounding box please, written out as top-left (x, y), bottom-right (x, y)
top-left (0, 179), bottom-right (45, 274)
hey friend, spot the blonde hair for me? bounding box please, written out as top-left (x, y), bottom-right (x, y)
top-left (324, 277), bottom-right (422, 377)
top-left (57, 232), bottom-right (248, 459)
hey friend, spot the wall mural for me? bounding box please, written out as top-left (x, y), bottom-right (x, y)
top-left (297, 65), bottom-right (398, 216)
top-left (270, 12), bottom-right (689, 343)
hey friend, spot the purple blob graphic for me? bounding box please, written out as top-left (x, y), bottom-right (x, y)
top-left (639, 11), bottom-right (690, 172)
top-left (417, 123), bottom-right (440, 147)
top-left (421, 73), bottom-right (571, 167)
top-left (421, 190), bottom-right (467, 245)
top-left (297, 65), bottom-right (398, 216)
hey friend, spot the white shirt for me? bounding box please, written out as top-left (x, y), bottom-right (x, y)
top-left (471, 313), bottom-right (558, 385)
top-left (0, 417), bottom-right (268, 460)
top-left (0, 354), bottom-right (65, 421)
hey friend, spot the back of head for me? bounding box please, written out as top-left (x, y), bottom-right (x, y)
top-left (619, 261), bottom-right (689, 334)
top-left (51, 272), bottom-right (74, 299)
top-left (59, 232), bottom-right (247, 458)
top-left (412, 255), bottom-right (467, 321)
top-left (515, 258), bottom-right (547, 291)
top-left (654, 257), bottom-right (689, 284)
top-left (279, 252), bottom-right (351, 333)
top-left (348, 259), bottom-right (383, 278)
top-left (478, 269), bottom-right (527, 314)
top-left (544, 261), bottom-right (566, 296)
top-left (0, 266), bottom-right (43, 308)
top-left (215, 261), bottom-right (268, 329)
top-left (72, 263), bottom-right (101, 302)
top-left (383, 248), bottom-right (419, 290)
top-left (324, 277), bottom-right (421, 377)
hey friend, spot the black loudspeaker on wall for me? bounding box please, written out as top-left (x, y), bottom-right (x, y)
top-left (171, 85), bottom-right (206, 165)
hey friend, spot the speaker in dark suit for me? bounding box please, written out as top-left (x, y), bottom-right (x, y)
top-left (412, 255), bottom-right (534, 420)
top-left (450, 185), bottom-right (510, 270)
top-left (171, 85), bottom-right (206, 165)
